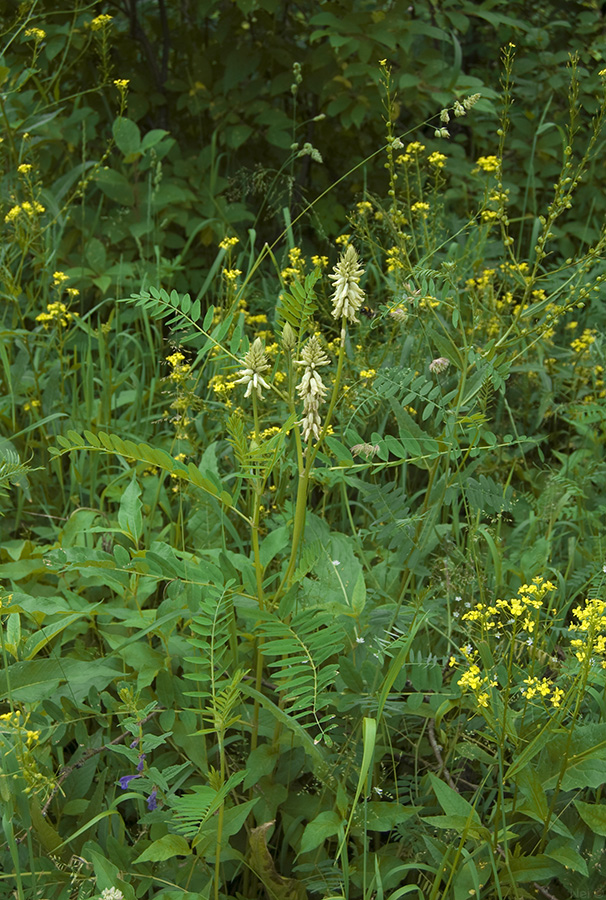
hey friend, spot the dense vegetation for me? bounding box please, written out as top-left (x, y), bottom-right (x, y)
top-left (2, 2), bottom-right (606, 899)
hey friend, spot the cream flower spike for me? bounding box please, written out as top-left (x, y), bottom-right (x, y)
top-left (294, 335), bottom-right (330, 442)
top-left (234, 337), bottom-right (271, 399)
top-left (328, 244), bottom-right (365, 323)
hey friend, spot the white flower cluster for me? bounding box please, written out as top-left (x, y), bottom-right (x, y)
top-left (328, 244), bottom-right (365, 323)
top-left (234, 337), bottom-right (271, 399)
top-left (295, 335), bottom-right (330, 442)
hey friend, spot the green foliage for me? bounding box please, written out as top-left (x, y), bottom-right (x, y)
top-left (3, 4), bottom-right (606, 900)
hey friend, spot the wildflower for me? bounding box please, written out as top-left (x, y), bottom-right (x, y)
top-left (35, 301), bottom-right (76, 329)
top-left (147, 789), bottom-right (158, 811)
top-left (463, 93), bottom-right (481, 110)
top-left (118, 774), bottom-right (140, 789)
top-left (113, 79), bottom-right (129, 90)
top-left (91, 14), bottom-right (113, 30)
top-left (298, 142), bottom-right (323, 163)
top-left (453, 100), bottom-right (465, 117)
top-left (440, 109), bottom-right (450, 123)
top-left (448, 656), bottom-right (456, 667)
top-left (222, 268), bottom-right (242, 282)
top-left (234, 337), bottom-right (271, 400)
top-left (359, 369), bottom-right (376, 379)
top-left (17, 164), bottom-right (33, 174)
top-left (53, 271), bottom-right (69, 286)
top-left (329, 244), bottom-right (365, 323)
top-left (351, 442), bottom-right (380, 459)
top-left (428, 152), bottom-right (447, 169)
top-left (332, 560), bottom-right (340, 566)
top-left (474, 156), bottom-right (500, 174)
top-left (294, 335), bottom-right (330, 442)
top-left (356, 201), bottom-right (373, 215)
top-left (429, 357), bottom-right (450, 374)
top-left (411, 201), bottom-right (430, 218)
top-left (136, 753), bottom-right (146, 772)
top-left (25, 27), bottom-right (46, 40)
top-left (100, 889), bottom-right (124, 900)
top-left (311, 255), bottom-right (329, 268)
top-left (356, 636), bottom-right (365, 644)
top-left (219, 236), bottom-right (239, 250)
top-left (434, 128), bottom-right (450, 139)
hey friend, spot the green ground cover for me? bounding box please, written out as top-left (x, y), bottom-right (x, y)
top-left (2, 3), bottom-right (606, 899)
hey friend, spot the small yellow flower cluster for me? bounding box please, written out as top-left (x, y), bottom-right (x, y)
top-left (166, 351), bottom-right (190, 385)
top-left (570, 328), bottom-right (597, 355)
top-left (246, 314), bottom-right (268, 326)
top-left (25, 27), bottom-right (46, 40)
top-left (474, 155), bottom-right (500, 174)
top-left (411, 201), bottom-right (430, 218)
top-left (113, 79), bottom-right (129, 90)
top-left (428, 152), bottom-right (447, 169)
top-left (570, 598), bottom-right (606, 668)
top-left (53, 271), bottom-right (69, 286)
top-left (5, 201), bottom-right (45, 223)
top-left (222, 268), bottom-right (242, 282)
top-left (281, 246), bottom-right (306, 283)
top-left (23, 399), bottom-right (41, 412)
top-left (456, 648), bottom-right (497, 708)
top-left (356, 201), bottom-right (373, 215)
top-left (311, 255), bottom-right (329, 269)
top-left (395, 141), bottom-right (426, 165)
top-left (335, 234), bottom-right (351, 246)
top-left (466, 268), bottom-right (496, 291)
top-left (17, 163), bottom-right (33, 174)
top-left (386, 245), bottom-right (406, 272)
top-left (258, 425), bottom-right (281, 439)
top-left (522, 676), bottom-right (564, 708)
top-left (481, 209), bottom-right (499, 223)
top-left (210, 374), bottom-right (238, 406)
top-left (90, 14), bottom-right (113, 30)
top-left (35, 301), bottom-right (76, 329)
top-left (419, 295), bottom-right (439, 310)
top-left (359, 369), bottom-right (376, 379)
top-left (219, 236), bottom-right (239, 250)
top-left (462, 578), bottom-right (556, 638)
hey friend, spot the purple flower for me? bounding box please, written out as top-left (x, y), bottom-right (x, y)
top-left (118, 774), bottom-right (140, 790)
top-left (136, 753), bottom-right (146, 772)
top-left (147, 789), bottom-right (158, 811)
top-left (130, 739), bottom-right (138, 748)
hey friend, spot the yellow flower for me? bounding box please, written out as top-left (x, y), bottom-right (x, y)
top-left (17, 163), bottom-right (33, 174)
top-left (113, 79), bottom-right (130, 90)
top-left (25, 28), bottom-right (46, 40)
top-left (219, 236), bottom-right (239, 250)
top-left (428, 152), bottom-right (447, 169)
top-left (53, 271), bottom-right (69, 285)
top-left (474, 155), bottom-right (500, 174)
top-left (91, 14), bottom-right (113, 30)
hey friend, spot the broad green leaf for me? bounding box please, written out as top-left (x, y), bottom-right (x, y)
top-left (300, 810), bottom-right (343, 853)
top-left (429, 774), bottom-right (481, 824)
top-left (134, 834), bottom-right (191, 863)
top-left (113, 116), bottom-right (141, 156)
top-left (574, 799), bottom-right (606, 837)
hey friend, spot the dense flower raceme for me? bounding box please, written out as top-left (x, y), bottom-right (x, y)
top-left (295, 335), bottom-right (330, 442)
top-left (329, 244), bottom-right (365, 323)
top-left (234, 337), bottom-right (271, 400)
